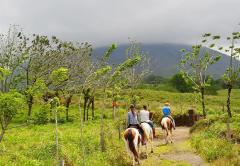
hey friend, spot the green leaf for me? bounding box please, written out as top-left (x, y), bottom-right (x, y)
top-left (209, 44), bottom-right (215, 48)
top-left (212, 35), bottom-right (220, 40)
top-left (203, 33), bottom-right (211, 37)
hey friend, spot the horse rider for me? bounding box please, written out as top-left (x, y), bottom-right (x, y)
top-left (139, 105), bottom-right (156, 138)
top-left (162, 101), bottom-right (176, 130)
top-left (127, 104), bottom-right (145, 145)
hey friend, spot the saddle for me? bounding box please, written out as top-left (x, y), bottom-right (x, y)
top-left (128, 124), bottom-right (144, 136)
top-left (161, 116), bottom-right (174, 128)
top-left (141, 121), bottom-right (154, 129)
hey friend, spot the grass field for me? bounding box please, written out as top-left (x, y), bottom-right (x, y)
top-left (0, 88), bottom-right (239, 165)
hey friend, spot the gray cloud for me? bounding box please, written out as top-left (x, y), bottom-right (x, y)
top-left (1, 0), bottom-right (240, 47)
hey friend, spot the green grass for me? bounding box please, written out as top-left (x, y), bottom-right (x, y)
top-left (0, 120), bottom-right (130, 166)
top-left (190, 112), bottom-right (240, 165)
top-left (0, 88), bottom-right (239, 165)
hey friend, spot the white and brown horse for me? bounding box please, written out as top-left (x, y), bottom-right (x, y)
top-left (161, 117), bottom-right (174, 144)
top-left (124, 128), bottom-right (141, 165)
top-left (140, 122), bottom-right (154, 155)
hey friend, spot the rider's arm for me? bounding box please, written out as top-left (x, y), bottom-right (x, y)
top-left (137, 112), bottom-right (140, 124)
top-left (127, 112), bottom-right (130, 125)
top-left (138, 111), bottom-right (142, 122)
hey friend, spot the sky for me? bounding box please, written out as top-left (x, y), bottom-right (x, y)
top-left (1, 0), bottom-right (240, 47)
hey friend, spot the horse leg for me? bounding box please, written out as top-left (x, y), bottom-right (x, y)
top-left (170, 129), bottom-right (173, 143)
top-left (145, 143), bottom-right (148, 157)
top-left (165, 129), bottom-right (168, 144)
top-left (150, 131), bottom-right (153, 153)
top-left (150, 139), bottom-right (153, 153)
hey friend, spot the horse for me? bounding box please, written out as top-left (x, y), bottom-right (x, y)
top-left (140, 122), bottom-right (154, 155)
top-left (124, 128), bottom-right (141, 166)
top-left (161, 117), bottom-right (174, 144)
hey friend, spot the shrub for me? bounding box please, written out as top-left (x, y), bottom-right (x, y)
top-left (34, 104), bottom-right (50, 124)
top-left (190, 118), bottom-right (217, 133)
top-left (191, 136), bottom-right (235, 162)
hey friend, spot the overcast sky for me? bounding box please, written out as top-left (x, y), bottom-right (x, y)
top-left (1, 0), bottom-right (240, 47)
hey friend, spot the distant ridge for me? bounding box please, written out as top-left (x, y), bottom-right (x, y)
top-left (93, 43), bottom-right (232, 78)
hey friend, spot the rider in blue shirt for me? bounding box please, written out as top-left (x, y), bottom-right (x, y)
top-left (162, 102), bottom-right (176, 129)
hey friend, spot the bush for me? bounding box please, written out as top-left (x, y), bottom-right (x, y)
top-left (190, 117), bottom-right (217, 133)
top-left (170, 73), bottom-right (194, 93)
top-left (34, 104), bottom-right (50, 124)
top-left (191, 136), bottom-right (235, 161)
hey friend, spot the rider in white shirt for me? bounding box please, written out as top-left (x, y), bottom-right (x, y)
top-left (139, 105), bottom-right (156, 138)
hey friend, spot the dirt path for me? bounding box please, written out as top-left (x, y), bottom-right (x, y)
top-left (141, 127), bottom-right (208, 166)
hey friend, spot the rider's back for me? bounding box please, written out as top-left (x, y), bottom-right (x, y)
top-left (162, 106), bottom-right (171, 116)
top-left (128, 111), bottom-right (139, 125)
top-left (139, 109), bottom-right (150, 122)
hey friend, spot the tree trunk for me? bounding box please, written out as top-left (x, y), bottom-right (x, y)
top-left (55, 107), bottom-right (59, 163)
top-left (0, 129), bottom-right (5, 143)
top-left (226, 118), bottom-right (231, 142)
top-left (113, 104), bottom-right (116, 119)
top-left (200, 87), bottom-right (206, 118)
top-left (65, 95), bottom-right (73, 121)
top-left (100, 92), bottom-right (106, 152)
top-left (83, 97), bottom-right (87, 121)
top-left (28, 94), bottom-right (33, 117)
top-left (78, 94), bottom-right (86, 166)
top-left (86, 100), bottom-right (91, 121)
top-left (117, 107), bottom-right (121, 140)
top-left (91, 97), bottom-right (95, 120)
top-left (227, 85), bottom-right (232, 118)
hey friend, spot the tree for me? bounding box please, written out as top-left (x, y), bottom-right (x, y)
top-left (0, 25), bottom-right (27, 92)
top-left (201, 32), bottom-right (240, 117)
top-left (53, 41), bottom-right (92, 121)
top-left (180, 39), bottom-right (221, 118)
top-left (222, 32), bottom-right (240, 118)
top-left (124, 40), bottom-right (150, 105)
top-left (13, 34), bottom-right (60, 117)
top-left (0, 91), bottom-right (24, 142)
top-left (170, 73), bottom-right (194, 92)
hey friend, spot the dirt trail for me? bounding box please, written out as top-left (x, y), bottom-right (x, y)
top-left (141, 127), bottom-right (208, 166)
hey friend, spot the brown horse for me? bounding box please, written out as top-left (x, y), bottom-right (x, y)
top-left (161, 117), bottom-right (174, 144)
top-left (124, 128), bottom-right (141, 165)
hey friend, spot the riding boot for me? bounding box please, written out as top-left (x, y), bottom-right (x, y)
top-left (153, 128), bottom-right (156, 138)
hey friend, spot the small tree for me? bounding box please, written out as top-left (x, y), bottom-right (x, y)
top-left (180, 39), bottom-right (221, 118)
top-left (201, 32), bottom-right (240, 117)
top-left (124, 40), bottom-right (150, 105)
top-left (170, 73), bottom-right (194, 92)
top-left (0, 91), bottom-right (24, 142)
top-left (24, 35), bottom-right (63, 117)
top-left (54, 41), bottom-right (92, 121)
top-left (0, 25), bottom-right (27, 92)
top-left (222, 32), bottom-right (240, 118)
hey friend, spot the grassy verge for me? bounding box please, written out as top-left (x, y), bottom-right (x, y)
top-left (190, 114), bottom-right (240, 165)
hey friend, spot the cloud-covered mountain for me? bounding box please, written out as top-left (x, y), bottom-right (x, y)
top-left (93, 43), bottom-right (231, 78)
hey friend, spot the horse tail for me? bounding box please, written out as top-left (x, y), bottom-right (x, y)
top-left (162, 118), bottom-right (169, 135)
top-left (141, 123), bottom-right (150, 141)
top-left (124, 129), bottom-right (138, 161)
